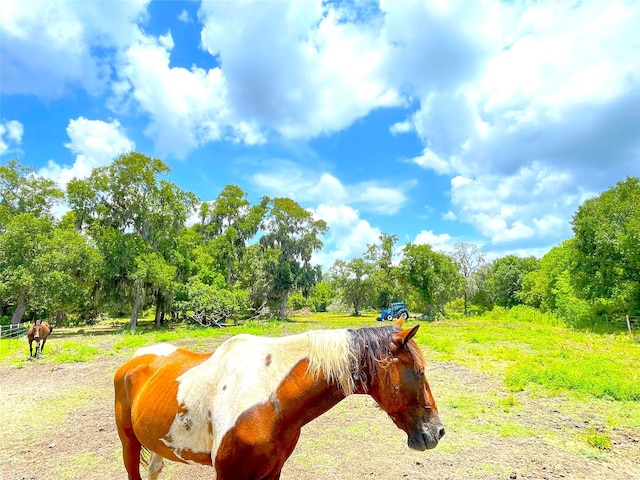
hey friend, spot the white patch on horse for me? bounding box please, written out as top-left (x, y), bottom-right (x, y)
top-left (134, 343), bottom-right (177, 358)
top-left (160, 330), bottom-right (351, 463)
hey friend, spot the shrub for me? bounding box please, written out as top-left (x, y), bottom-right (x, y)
top-left (288, 291), bottom-right (310, 311)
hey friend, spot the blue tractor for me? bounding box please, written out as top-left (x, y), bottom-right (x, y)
top-left (377, 302), bottom-right (409, 321)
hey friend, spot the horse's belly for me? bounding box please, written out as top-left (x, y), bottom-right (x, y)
top-left (133, 405), bottom-right (214, 466)
top-left (130, 365), bottom-right (215, 466)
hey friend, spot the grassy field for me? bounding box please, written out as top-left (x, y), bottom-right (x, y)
top-left (1, 307), bottom-right (639, 479)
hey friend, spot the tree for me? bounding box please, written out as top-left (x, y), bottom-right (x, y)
top-left (365, 233), bottom-right (401, 309)
top-left (520, 239), bottom-right (577, 312)
top-left (0, 214), bottom-right (53, 323)
top-left (451, 242), bottom-right (485, 315)
top-left (259, 198), bottom-right (328, 318)
top-left (0, 158), bottom-right (63, 230)
top-left (67, 152), bottom-right (197, 330)
top-left (571, 177), bottom-right (640, 314)
top-left (484, 255), bottom-right (539, 308)
top-left (198, 185), bottom-right (268, 285)
top-left (236, 243), bottom-right (280, 317)
top-left (309, 280), bottom-right (334, 312)
top-left (330, 258), bottom-right (374, 316)
top-left (35, 219), bottom-right (103, 324)
top-left (294, 263), bottom-right (322, 299)
top-left (400, 243), bottom-right (463, 314)
top-left (0, 159), bottom-right (64, 323)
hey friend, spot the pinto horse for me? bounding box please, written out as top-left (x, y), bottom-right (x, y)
top-left (27, 320), bottom-right (53, 358)
top-left (114, 319), bottom-right (444, 480)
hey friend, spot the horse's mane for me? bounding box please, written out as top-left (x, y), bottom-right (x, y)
top-left (305, 325), bottom-right (425, 396)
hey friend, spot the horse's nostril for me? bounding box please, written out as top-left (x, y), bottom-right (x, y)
top-left (438, 427), bottom-right (446, 439)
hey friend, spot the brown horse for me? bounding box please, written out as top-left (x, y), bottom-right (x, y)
top-left (27, 320), bottom-right (53, 358)
top-left (114, 318), bottom-right (444, 480)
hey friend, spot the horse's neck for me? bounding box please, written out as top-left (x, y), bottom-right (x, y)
top-left (277, 360), bottom-right (348, 429)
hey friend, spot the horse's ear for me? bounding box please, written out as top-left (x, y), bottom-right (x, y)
top-left (393, 317), bottom-right (404, 328)
top-left (392, 324), bottom-right (420, 350)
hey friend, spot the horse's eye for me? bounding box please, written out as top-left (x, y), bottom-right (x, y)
top-left (416, 370), bottom-right (425, 377)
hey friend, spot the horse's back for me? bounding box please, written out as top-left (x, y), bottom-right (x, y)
top-left (115, 343), bottom-right (211, 400)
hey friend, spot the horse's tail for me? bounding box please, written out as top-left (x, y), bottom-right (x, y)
top-left (140, 444), bottom-right (151, 468)
top-left (48, 325), bottom-right (53, 336)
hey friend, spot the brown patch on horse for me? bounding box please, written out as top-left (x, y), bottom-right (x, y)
top-left (216, 359), bottom-right (344, 478)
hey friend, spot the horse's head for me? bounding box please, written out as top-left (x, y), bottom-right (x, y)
top-left (32, 324), bottom-right (43, 341)
top-left (367, 321), bottom-right (445, 451)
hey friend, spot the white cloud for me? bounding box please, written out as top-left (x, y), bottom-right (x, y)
top-left (199, 1), bottom-right (402, 140)
top-left (112, 33), bottom-right (248, 157)
top-left (394, 0), bottom-right (639, 254)
top-left (38, 117), bottom-right (134, 188)
top-left (389, 120), bottom-right (413, 135)
top-left (311, 204), bottom-right (380, 271)
top-left (442, 211), bottom-right (457, 221)
top-left (250, 162), bottom-right (412, 215)
top-left (177, 9), bottom-right (191, 24)
top-left (0, 120), bottom-right (23, 155)
top-left (0, 0), bottom-right (149, 98)
top-left (409, 148), bottom-right (452, 175)
top-left (449, 164), bottom-right (578, 246)
top-left (413, 230), bottom-right (453, 251)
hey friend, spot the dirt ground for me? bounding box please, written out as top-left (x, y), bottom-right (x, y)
top-left (1, 335), bottom-right (639, 480)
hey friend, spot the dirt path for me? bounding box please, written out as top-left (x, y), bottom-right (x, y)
top-left (1, 339), bottom-right (638, 480)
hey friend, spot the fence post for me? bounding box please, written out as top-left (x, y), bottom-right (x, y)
top-left (626, 315), bottom-right (632, 333)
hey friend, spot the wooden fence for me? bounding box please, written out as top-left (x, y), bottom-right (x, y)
top-left (603, 315), bottom-right (639, 332)
top-left (625, 315), bottom-right (639, 332)
top-left (0, 322), bottom-right (29, 339)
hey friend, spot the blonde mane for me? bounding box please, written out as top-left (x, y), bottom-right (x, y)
top-left (306, 329), bottom-right (358, 395)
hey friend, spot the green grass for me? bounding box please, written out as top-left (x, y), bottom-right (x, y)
top-left (414, 306), bottom-right (640, 402)
top-left (505, 351), bottom-right (640, 401)
top-left (0, 336), bottom-right (27, 358)
top-left (54, 341), bottom-right (104, 363)
top-left (583, 428), bottom-right (612, 450)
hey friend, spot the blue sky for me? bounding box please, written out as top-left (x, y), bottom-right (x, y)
top-left (1, 0), bottom-right (639, 271)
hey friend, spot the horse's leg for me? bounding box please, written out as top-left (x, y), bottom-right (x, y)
top-left (147, 453), bottom-right (165, 480)
top-left (40, 338), bottom-right (47, 355)
top-left (116, 424), bottom-right (143, 480)
top-left (115, 367), bottom-right (146, 480)
top-left (29, 340), bottom-right (33, 358)
top-left (262, 430), bottom-right (300, 480)
top-left (115, 394), bottom-right (143, 479)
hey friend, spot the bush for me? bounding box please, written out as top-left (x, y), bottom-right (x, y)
top-left (288, 291), bottom-right (310, 311)
top-left (309, 282), bottom-right (332, 312)
top-left (553, 271), bottom-right (592, 327)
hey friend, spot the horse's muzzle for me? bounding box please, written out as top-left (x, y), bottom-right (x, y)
top-left (407, 418), bottom-right (445, 451)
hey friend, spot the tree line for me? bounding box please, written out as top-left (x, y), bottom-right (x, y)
top-left (1, 154), bottom-right (637, 329)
